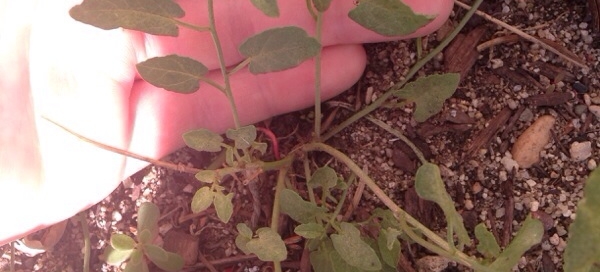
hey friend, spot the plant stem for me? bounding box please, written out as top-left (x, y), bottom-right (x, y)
top-left (303, 158), bottom-right (317, 204)
top-left (300, 142), bottom-right (482, 269)
top-left (270, 168), bottom-right (288, 272)
top-left (198, 76), bottom-right (227, 93)
top-left (173, 19), bottom-right (210, 32)
top-left (207, 0), bottom-right (240, 129)
top-left (77, 212), bottom-right (91, 272)
top-left (228, 58), bottom-right (251, 76)
top-left (321, 0), bottom-right (484, 141)
top-left (313, 11), bottom-right (324, 141)
top-left (366, 116), bottom-right (426, 164)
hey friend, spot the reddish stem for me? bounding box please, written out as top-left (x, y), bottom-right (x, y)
top-left (257, 126), bottom-right (280, 160)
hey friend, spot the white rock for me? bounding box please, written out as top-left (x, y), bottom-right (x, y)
top-left (570, 141), bottom-right (592, 161)
top-left (530, 201), bottom-right (540, 212)
top-left (511, 115), bottom-right (556, 168)
top-left (588, 159), bottom-right (597, 170)
top-left (465, 199), bottom-right (474, 210)
top-left (589, 105), bottom-right (600, 120)
top-left (501, 153), bottom-right (519, 171)
top-left (416, 256), bottom-right (451, 272)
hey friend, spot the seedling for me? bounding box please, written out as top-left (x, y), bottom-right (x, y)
top-left (102, 202), bottom-right (184, 272)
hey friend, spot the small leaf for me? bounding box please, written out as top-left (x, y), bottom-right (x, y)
top-left (103, 245), bottom-right (133, 265)
top-left (239, 26), bottom-right (321, 74)
top-left (225, 147), bottom-right (235, 166)
top-left (564, 167), bottom-right (600, 271)
top-left (226, 125), bottom-right (257, 150)
top-left (195, 170), bottom-right (218, 184)
top-left (475, 223), bottom-right (501, 259)
top-left (137, 229), bottom-right (152, 245)
top-left (191, 187), bottom-right (214, 213)
top-left (372, 208), bottom-right (401, 230)
top-left (245, 228), bottom-right (288, 261)
top-left (312, 0), bottom-right (332, 12)
top-left (280, 189), bottom-right (327, 224)
top-left (124, 255), bottom-right (150, 272)
top-left (348, 0), bottom-right (432, 36)
top-left (310, 239), bottom-right (363, 272)
top-left (237, 223), bottom-right (254, 239)
top-left (111, 233), bottom-right (136, 251)
top-left (415, 163), bottom-right (470, 248)
top-left (489, 216), bottom-right (543, 271)
top-left (69, 0), bottom-right (184, 36)
top-left (214, 191), bottom-right (234, 223)
top-left (183, 128), bottom-right (224, 152)
top-left (251, 0), bottom-right (279, 17)
top-left (331, 222), bottom-right (381, 271)
top-left (378, 229), bottom-right (400, 268)
top-left (252, 141), bottom-right (268, 155)
top-left (393, 73), bottom-right (460, 122)
top-left (129, 248), bottom-right (145, 265)
top-left (294, 223), bottom-right (325, 239)
top-left (309, 166), bottom-right (338, 190)
top-left (137, 55), bottom-right (209, 93)
top-left (143, 244), bottom-right (168, 264)
top-left (235, 223), bottom-right (253, 254)
top-left (137, 202), bottom-right (160, 240)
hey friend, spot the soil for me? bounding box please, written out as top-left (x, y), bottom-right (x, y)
top-left (2, 0), bottom-right (599, 271)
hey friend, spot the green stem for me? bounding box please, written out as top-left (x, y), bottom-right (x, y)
top-left (198, 76), bottom-right (226, 93)
top-left (300, 142), bottom-right (480, 269)
top-left (366, 116), bottom-right (426, 164)
top-left (173, 19), bottom-right (210, 32)
top-left (228, 58), bottom-right (251, 76)
top-left (303, 158), bottom-right (317, 204)
top-left (313, 11), bottom-right (324, 141)
top-left (207, 0), bottom-right (240, 129)
top-left (271, 168), bottom-right (288, 272)
top-left (321, 0), bottom-right (484, 141)
top-left (77, 213), bottom-right (91, 272)
top-left (416, 37), bottom-right (423, 59)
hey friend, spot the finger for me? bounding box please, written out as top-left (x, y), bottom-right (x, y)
top-left (122, 43), bottom-right (366, 176)
top-left (134, 0), bottom-right (453, 68)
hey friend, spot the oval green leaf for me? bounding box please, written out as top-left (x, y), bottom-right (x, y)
top-left (214, 191), bottom-right (234, 223)
top-left (309, 166), bottom-right (338, 189)
top-left (191, 187), bottom-right (214, 213)
top-left (137, 202), bottom-right (160, 240)
top-left (235, 223), bottom-right (253, 254)
top-left (348, 0), bottom-right (432, 36)
top-left (137, 229), bottom-right (152, 245)
top-left (111, 233), bottom-right (136, 251)
top-left (195, 170), bottom-right (218, 184)
top-left (143, 244), bottom-right (168, 264)
top-left (489, 216), bottom-right (543, 271)
top-left (226, 125), bottom-right (257, 150)
top-left (124, 249), bottom-right (149, 272)
top-left (103, 244), bottom-right (133, 265)
top-left (564, 167), bottom-right (600, 271)
top-left (239, 26), bottom-right (321, 74)
top-left (251, 0), bottom-right (279, 17)
top-left (312, 0), bottom-right (332, 12)
top-left (393, 73), bottom-right (460, 122)
top-left (69, 0), bottom-right (184, 36)
top-left (136, 55), bottom-right (208, 93)
top-left (475, 223), bottom-right (501, 259)
top-left (246, 228), bottom-right (287, 261)
top-left (310, 239), bottom-right (363, 272)
top-left (331, 222), bottom-right (381, 271)
top-left (183, 128), bottom-right (224, 152)
top-left (294, 223), bottom-right (325, 239)
top-left (280, 189), bottom-right (327, 224)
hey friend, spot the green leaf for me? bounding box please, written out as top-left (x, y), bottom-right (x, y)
top-left (137, 202), bottom-right (160, 241)
top-left (214, 191), bottom-right (234, 223)
top-left (309, 166), bottom-right (338, 190)
top-left (331, 222), bottom-right (382, 271)
top-left (378, 228), bottom-right (400, 268)
top-left (294, 223), bottom-right (326, 239)
top-left (239, 26), bottom-right (321, 74)
top-left (111, 233), bottom-right (136, 251)
top-left (475, 223), bottom-right (501, 259)
top-left (195, 170), bottom-right (218, 184)
top-left (489, 216), bottom-right (543, 271)
top-left (252, 141), bottom-right (268, 155)
top-left (245, 227), bottom-right (288, 261)
top-left (69, 0), bottom-right (184, 36)
top-left (415, 163), bottom-right (470, 248)
top-left (143, 244), bottom-right (168, 264)
top-left (225, 147), bottom-right (235, 166)
top-left (103, 245), bottom-right (133, 265)
top-left (226, 125), bottom-right (257, 150)
top-left (565, 168), bottom-right (600, 271)
top-left (124, 249), bottom-right (149, 272)
top-left (143, 244), bottom-right (183, 271)
top-left (393, 73), bottom-right (460, 122)
top-left (235, 223), bottom-right (253, 254)
top-left (310, 239), bottom-right (363, 272)
top-left (183, 128), bottom-right (224, 152)
top-left (237, 223), bottom-right (254, 239)
top-left (372, 208), bottom-right (401, 230)
top-left (348, 0), bottom-right (432, 36)
top-left (137, 229), bottom-right (152, 245)
top-left (191, 187), bottom-right (214, 213)
top-left (312, 0), bottom-right (332, 12)
top-left (251, 0), bottom-right (279, 17)
top-left (280, 189), bottom-right (327, 224)
top-left (136, 55), bottom-right (209, 93)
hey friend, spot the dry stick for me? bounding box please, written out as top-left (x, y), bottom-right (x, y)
top-left (42, 117), bottom-right (201, 175)
top-left (454, 0), bottom-right (589, 70)
top-left (191, 254), bottom-right (259, 269)
top-left (198, 252), bottom-right (219, 272)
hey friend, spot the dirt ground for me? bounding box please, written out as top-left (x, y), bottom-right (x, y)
top-left (2, 0), bottom-right (599, 271)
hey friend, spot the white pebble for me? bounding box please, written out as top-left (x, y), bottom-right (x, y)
top-left (588, 159), bottom-right (597, 170)
top-left (112, 211), bottom-right (122, 222)
top-left (570, 141), bottom-right (592, 161)
top-left (589, 105), bottom-right (600, 119)
top-left (530, 201), bottom-right (540, 212)
top-left (465, 199), bottom-right (474, 210)
top-left (526, 179), bottom-right (537, 187)
top-left (495, 207), bottom-right (506, 218)
top-left (549, 233), bottom-right (560, 246)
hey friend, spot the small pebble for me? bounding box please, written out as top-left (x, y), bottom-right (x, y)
top-left (530, 201), bottom-right (540, 212)
top-left (525, 179), bottom-right (537, 187)
top-left (570, 141), bottom-right (592, 161)
top-left (465, 199), bottom-right (474, 210)
top-left (472, 182), bottom-right (483, 194)
top-left (549, 233), bottom-right (560, 246)
top-left (512, 115), bottom-right (556, 168)
top-left (588, 159), bottom-right (597, 170)
top-left (589, 105), bottom-right (600, 119)
top-left (574, 104), bottom-right (588, 115)
top-left (573, 81), bottom-right (588, 93)
top-left (495, 207), bottom-right (506, 218)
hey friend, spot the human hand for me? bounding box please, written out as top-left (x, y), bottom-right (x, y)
top-left (0, 0), bottom-right (453, 245)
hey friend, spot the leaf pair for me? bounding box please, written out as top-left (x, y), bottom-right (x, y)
top-left (235, 223), bottom-right (287, 262)
top-left (191, 186), bottom-right (234, 223)
top-left (103, 203), bottom-right (184, 272)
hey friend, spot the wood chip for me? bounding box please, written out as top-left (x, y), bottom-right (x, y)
top-left (532, 60), bottom-right (577, 83)
top-left (444, 25), bottom-right (488, 81)
top-left (465, 107), bottom-right (512, 156)
top-left (525, 92), bottom-right (574, 107)
top-left (494, 66), bottom-right (545, 90)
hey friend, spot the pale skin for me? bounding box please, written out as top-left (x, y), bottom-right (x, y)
top-left (0, 0), bottom-right (453, 245)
